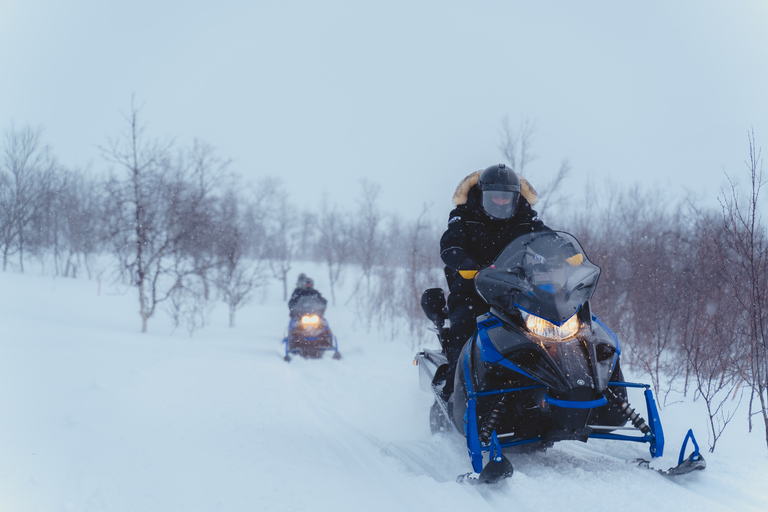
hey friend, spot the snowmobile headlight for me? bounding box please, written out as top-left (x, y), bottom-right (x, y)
top-left (301, 315), bottom-right (320, 325)
top-left (522, 311), bottom-right (579, 341)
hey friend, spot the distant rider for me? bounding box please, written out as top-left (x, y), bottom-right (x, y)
top-left (288, 274), bottom-right (328, 318)
top-left (439, 164), bottom-right (551, 401)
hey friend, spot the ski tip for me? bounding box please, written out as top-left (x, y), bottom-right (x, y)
top-left (664, 454), bottom-right (706, 476)
top-left (456, 472), bottom-right (480, 484)
top-left (457, 456), bottom-right (514, 485)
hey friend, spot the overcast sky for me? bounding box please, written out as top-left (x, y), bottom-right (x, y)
top-left (2, 1), bottom-right (767, 223)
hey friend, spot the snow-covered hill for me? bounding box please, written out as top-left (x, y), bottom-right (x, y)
top-left (1, 265), bottom-right (766, 512)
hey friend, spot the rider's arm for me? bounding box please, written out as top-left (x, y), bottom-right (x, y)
top-left (440, 210), bottom-right (479, 272)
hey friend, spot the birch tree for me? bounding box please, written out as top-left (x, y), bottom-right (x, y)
top-left (0, 125), bottom-right (54, 271)
top-left (101, 102), bottom-right (226, 332)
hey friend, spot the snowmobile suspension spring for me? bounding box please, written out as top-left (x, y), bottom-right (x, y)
top-left (604, 387), bottom-right (651, 434)
top-left (479, 396), bottom-right (506, 444)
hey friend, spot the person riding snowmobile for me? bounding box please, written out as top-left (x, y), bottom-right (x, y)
top-left (288, 273), bottom-right (328, 318)
top-left (439, 164), bottom-right (551, 401)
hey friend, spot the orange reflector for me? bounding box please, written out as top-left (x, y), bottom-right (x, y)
top-left (566, 254), bottom-right (583, 266)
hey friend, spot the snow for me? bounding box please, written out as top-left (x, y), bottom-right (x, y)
top-left (1, 264), bottom-right (767, 512)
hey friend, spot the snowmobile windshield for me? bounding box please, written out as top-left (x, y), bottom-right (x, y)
top-left (292, 294), bottom-right (326, 317)
top-left (474, 231), bottom-right (600, 324)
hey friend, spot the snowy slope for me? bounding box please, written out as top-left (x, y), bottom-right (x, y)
top-left (1, 265), bottom-right (767, 512)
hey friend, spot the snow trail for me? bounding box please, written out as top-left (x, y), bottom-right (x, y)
top-left (0, 265), bottom-right (766, 511)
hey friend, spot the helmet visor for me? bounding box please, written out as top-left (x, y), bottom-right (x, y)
top-left (482, 190), bottom-right (520, 219)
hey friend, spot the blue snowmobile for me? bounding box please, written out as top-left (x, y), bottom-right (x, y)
top-left (415, 230), bottom-right (706, 483)
top-left (282, 294), bottom-right (341, 362)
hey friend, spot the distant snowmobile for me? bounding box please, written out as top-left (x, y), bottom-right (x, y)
top-left (416, 230), bottom-right (705, 483)
top-left (282, 294), bottom-right (341, 362)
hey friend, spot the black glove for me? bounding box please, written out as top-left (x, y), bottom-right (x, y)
top-left (457, 258), bottom-right (479, 271)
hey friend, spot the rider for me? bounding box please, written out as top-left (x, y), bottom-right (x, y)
top-left (439, 164), bottom-right (551, 401)
top-left (288, 273), bottom-right (328, 318)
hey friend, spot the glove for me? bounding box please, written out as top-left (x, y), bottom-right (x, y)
top-left (457, 258), bottom-right (479, 279)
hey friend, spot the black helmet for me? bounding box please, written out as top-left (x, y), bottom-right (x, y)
top-left (478, 164), bottom-right (521, 219)
top-left (296, 273), bottom-right (314, 289)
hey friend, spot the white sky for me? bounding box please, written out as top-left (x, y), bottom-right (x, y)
top-left (2, 0), bottom-right (767, 222)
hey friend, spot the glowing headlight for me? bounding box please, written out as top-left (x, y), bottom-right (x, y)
top-left (523, 311), bottom-right (580, 341)
top-left (301, 315), bottom-right (320, 325)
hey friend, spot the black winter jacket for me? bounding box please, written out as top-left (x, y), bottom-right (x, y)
top-left (440, 172), bottom-right (550, 299)
top-left (288, 288), bottom-right (328, 317)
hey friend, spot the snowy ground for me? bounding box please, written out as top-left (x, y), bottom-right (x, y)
top-left (1, 263), bottom-right (767, 512)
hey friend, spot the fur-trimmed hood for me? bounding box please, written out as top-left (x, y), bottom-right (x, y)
top-left (452, 170), bottom-right (538, 207)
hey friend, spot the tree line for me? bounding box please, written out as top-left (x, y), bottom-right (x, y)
top-left (562, 132), bottom-right (767, 452)
top-left (1, 106), bottom-right (443, 334)
top-left (2, 110), bottom-right (766, 450)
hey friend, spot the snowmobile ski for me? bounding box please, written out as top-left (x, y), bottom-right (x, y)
top-left (635, 429), bottom-right (706, 476)
top-left (457, 430), bottom-right (515, 484)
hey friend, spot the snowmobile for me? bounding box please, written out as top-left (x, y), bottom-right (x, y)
top-left (282, 294), bottom-right (341, 362)
top-left (415, 230), bottom-right (705, 483)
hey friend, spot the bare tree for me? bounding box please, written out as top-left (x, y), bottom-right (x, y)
top-left (102, 103), bottom-right (173, 332)
top-left (622, 200), bottom-right (690, 400)
top-left (214, 188), bottom-right (268, 327)
top-left (350, 207), bottom-right (445, 343)
top-left (0, 124), bottom-right (54, 272)
top-left (166, 273), bottom-right (213, 335)
top-left (101, 101), bottom-right (225, 332)
top-left (677, 217), bottom-right (743, 451)
top-left (570, 185), bottom-right (694, 400)
top-left (172, 140), bottom-right (232, 302)
top-left (534, 160), bottom-right (572, 218)
top-left (356, 179), bottom-right (382, 289)
top-left (569, 181), bottom-right (629, 329)
top-left (27, 163), bottom-right (62, 274)
top-left (712, 130), bottom-right (768, 447)
top-left (316, 195), bottom-right (352, 305)
top-left (497, 117), bottom-right (570, 218)
top-left (498, 116), bottom-right (537, 174)
top-left (401, 205), bottom-right (443, 346)
top-left (56, 169), bottom-right (105, 279)
top-left (266, 186), bottom-right (299, 301)
top-left (297, 210), bottom-right (317, 262)
top-left (686, 315), bottom-right (743, 452)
